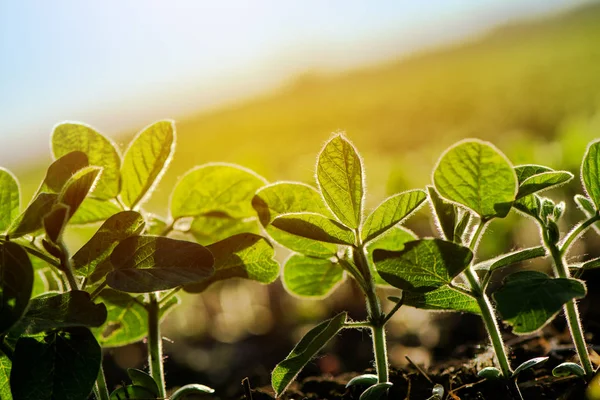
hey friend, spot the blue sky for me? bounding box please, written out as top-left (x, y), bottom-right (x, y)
top-left (0, 0), bottom-right (587, 168)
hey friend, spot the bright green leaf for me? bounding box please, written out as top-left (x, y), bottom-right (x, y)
top-left (514, 164), bottom-right (553, 183)
top-left (517, 171), bottom-right (573, 199)
top-left (10, 327), bottom-right (101, 400)
top-left (271, 311), bottom-right (346, 397)
top-left (401, 285), bottom-right (480, 314)
top-left (190, 212), bottom-right (259, 246)
top-left (427, 186), bottom-right (456, 242)
top-left (0, 168), bottom-right (20, 232)
top-left (58, 165), bottom-right (102, 219)
top-left (52, 122), bottom-right (121, 199)
top-left (582, 140), bottom-right (600, 210)
top-left (513, 194), bottom-right (542, 220)
top-left (0, 242), bottom-right (34, 335)
top-left (71, 211), bottom-right (145, 278)
top-left (70, 198), bottom-right (122, 225)
top-left (106, 236), bottom-right (214, 293)
top-left (373, 239), bottom-right (473, 293)
top-left (39, 151), bottom-right (89, 194)
top-left (92, 289), bottom-right (147, 348)
top-left (494, 271), bottom-right (586, 334)
top-left (0, 349), bottom-right (11, 400)
top-left (473, 246), bottom-right (546, 272)
top-left (170, 163), bottom-right (267, 219)
top-left (361, 189), bottom-right (426, 242)
top-left (316, 134), bottom-right (364, 229)
top-left (282, 254), bottom-right (345, 298)
top-left (121, 120), bottom-right (175, 209)
top-left (184, 233), bottom-right (279, 293)
top-left (272, 212), bottom-right (355, 245)
top-left (433, 139), bottom-right (517, 219)
top-left (8, 193), bottom-right (58, 238)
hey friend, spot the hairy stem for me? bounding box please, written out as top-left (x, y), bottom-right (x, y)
top-left (58, 240), bottom-right (79, 290)
top-left (559, 214), bottom-right (600, 257)
top-left (94, 364), bottom-right (110, 400)
top-left (147, 293), bottom-right (167, 397)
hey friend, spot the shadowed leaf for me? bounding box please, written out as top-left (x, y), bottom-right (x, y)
top-left (0, 349), bottom-right (10, 400)
top-left (427, 186), bottom-right (456, 241)
top-left (273, 212), bottom-right (355, 245)
top-left (39, 151), bottom-right (89, 193)
top-left (0, 242), bottom-right (34, 335)
top-left (91, 289), bottom-right (147, 348)
top-left (190, 212), bottom-right (259, 246)
top-left (58, 166), bottom-right (102, 220)
top-left (8, 193), bottom-right (57, 238)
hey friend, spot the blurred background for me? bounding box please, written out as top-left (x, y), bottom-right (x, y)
top-left (3, 0), bottom-right (600, 397)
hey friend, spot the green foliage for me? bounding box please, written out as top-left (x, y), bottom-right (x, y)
top-left (0, 242), bottom-right (34, 334)
top-left (512, 357), bottom-right (548, 378)
top-left (283, 254), bottom-right (345, 297)
top-left (272, 212), bottom-right (356, 245)
top-left (92, 289), bottom-right (148, 348)
top-left (0, 350), bottom-right (11, 400)
top-left (0, 168), bottom-right (20, 233)
top-left (401, 286), bottom-right (480, 314)
top-left (582, 140), bottom-right (600, 210)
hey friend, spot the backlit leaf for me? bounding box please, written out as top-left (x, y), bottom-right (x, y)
top-left (512, 357), bottom-right (548, 378)
top-left (0, 168), bottom-right (20, 232)
top-left (401, 285), bottom-right (480, 314)
top-left (272, 212), bottom-right (355, 245)
top-left (282, 254), bottom-right (345, 298)
top-left (170, 163), bottom-right (267, 219)
top-left (473, 246), bottom-right (546, 272)
top-left (91, 289), bottom-right (147, 348)
top-left (433, 139), bottom-right (517, 219)
top-left (494, 271), bottom-right (586, 334)
top-left (121, 120), bottom-right (175, 209)
top-left (316, 134), bottom-right (364, 229)
top-left (552, 362), bottom-right (586, 378)
top-left (190, 212), bottom-right (259, 246)
top-left (514, 164), bottom-right (553, 183)
top-left (366, 226), bottom-right (417, 286)
top-left (39, 151), bottom-right (89, 193)
top-left (106, 236), bottom-right (214, 293)
top-left (58, 165), bottom-right (102, 219)
top-left (70, 198), bottom-right (122, 225)
top-left (52, 122), bottom-right (121, 199)
top-left (516, 171), bottom-right (573, 199)
top-left (0, 242), bottom-right (34, 335)
top-left (127, 369), bottom-right (159, 397)
top-left (574, 194), bottom-right (600, 235)
top-left (0, 350), bottom-right (11, 400)
top-left (373, 239), bottom-right (473, 293)
top-left (184, 233), bottom-right (279, 293)
top-left (427, 186), bottom-right (456, 242)
top-left (361, 189), bottom-right (426, 242)
top-left (8, 193), bottom-right (57, 238)
top-left (272, 312), bottom-right (346, 397)
top-left (582, 140), bottom-right (600, 210)
top-left (359, 382), bottom-right (392, 400)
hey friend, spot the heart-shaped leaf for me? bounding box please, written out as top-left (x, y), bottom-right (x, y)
top-left (52, 122), bottom-right (121, 199)
top-left (0, 242), bottom-right (34, 335)
top-left (272, 212), bottom-right (355, 245)
top-left (433, 139), bottom-right (517, 219)
top-left (121, 120), bottom-right (175, 209)
top-left (106, 236), bottom-right (214, 293)
top-left (373, 239), bottom-right (473, 293)
top-left (316, 134), bottom-right (364, 229)
top-left (0, 168), bottom-right (20, 233)
top-left (282, 254), bottom-right (345, 298)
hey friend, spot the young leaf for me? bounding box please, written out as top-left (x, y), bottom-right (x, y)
top-left (170, 163), bottom-right (267, 219)
top-left (121, 120), bottom-right (175, 209)
top-left (184, 233), bottom-right (279, 293)
top-left (516, 171), bottom-right (573, 199)
top-left (453, 210), bottom-right (471, 244)
top-left (373, 239), bottom-right (473, 293)
top-left (127, 368), bottom-right (159, 397)
top-left (361, 189), bottom-right (426, 242)
top-left (366, 226), bottom-right (417, 286)
top-left (38, 151), bottom-right (89, 193)
top-left (10, 328), bottom-right (101, 400)
top-left (582, 140), bottom-right (600, 210)
top-left (253, 182), bottom-right (338, 257)
top-left (512, 357), bottom-right (548, 378)
top-left (346, 374), bottom-right (378, 388)
top-left (58, 165), bottom-right (102, 219)
top-left (316, 134), bottom-right (364, 229)
top-left (0, 242), bottom-right (34, 335)
top-left (169, 384), bottom-right (215, 399)
top-left (52, 122), bottom-right (121, 199)
top-left (513, 194), bottom-right (542, 220)
top-left (8, 193), bottom-right (58, 238)
top-left (359, 382), bottom-right (393, 400)
top-left (190, 213), bottom-right (259, 246)
top-left (514, 164), bottom-right (553, 183)
top-left (552, 362), bottom-right (586, 378)
top-left (106, 236), bottom-right (214, 292)
top-left (433, 139), bottom-right (517, 219)
top-left (282, 254), bottom-right (345, 298)
top-left (0, 168), bottom-right (20, 232)
top-left (43, 203), bottom-right (70, 244)
top-left (271, 311), bottom-right (347, 397)
top-left (71, 211), bottom-right (145, 278)
top-left (573, 194), bottom-right (600, 235)
top-left (109, 385), bottom-right (156, 400)
top-left (11, 291), bottom-right (107, 334)
top-left (427, 186), bottom-right (456, 241)
top-left (70, 198), bottom-right (122, 225)
top-left (272, 212), bottom-right (356, 245)
top-left (0, 349), bottom-right (11, 400)
top-left (478, 367), bottom-right (501, 380)
top-left (473, 246), bottom-right (546, 272)
top-left (494, 271), bottom-right (586, 334)
top-left (92, 289), bottom-right (147, 348)
top-left (401, 285), bottom-right (480, 314)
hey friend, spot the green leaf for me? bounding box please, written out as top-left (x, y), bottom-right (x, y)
top-left (121, 120), bottom-right (175, 209)
top-left (582, 140), bottom-right (600, 210)
top-left (271, 311), bottom-right (347, 397)
top-left (513, 194), bottom-right (542, 220)
top-left (552, 362), bottom-right (586, 378)
top-left (0, 242), bottom-right (34, 335)
top-left (110, 385), bottom-right (157, 400)
top-left (10, 327), bottom-right (101, 400)
top-left (401, 285), bottom-right (480, 314)
top-left (427, 186), bottom-right (456, 242)
top-left (92, 289), bottom-right (147, 348)
top-left (272, 212), bottom-right (355, 245)
top-left (144, 214), bottom-right (168, 235)
top-left (373, 239), bottom-right (473, 293)
top-left (30, 255), bottom-right (64, 297)
top-left (190, 212), bottom-right (259, 246)
top-left (43, 203), bottom-right (70, 243)
top-left (8, 193), bottom-right (58, 238)
top-left (253, 182), bottom-right (337, 257)
top-left (170, 163), bottom-right (267, 219)
top-left (127, 368), bottom-right (159, 397)
top-left (517, 171), bottom-right (573, 199)
top-left (366, 226), bottom-right (417, 286)
top-left (473, 246), bottom-right (546, 272)
top-left (346, 374), bottom-right (378, 388)
top-left (512, 357), bottom-right (548, 378)
top-left (361, 189), bottom-right (426, 242)
top-left (0, 168), bottom-right (20, 233)
top-left (433, 139), bottom-right (517, 219)
top-left (574, 194), bottom-right (600, 235)
top-left (169, 384), bottom-right (215, 399)
top-left (282, 254), bottom-right (345, 298)
top-left (52, 122), bottom-right (121, 200)
top-left (71, 211), bottom-right (145, 278)
top-left (514, 164), bottom-right (553, 183)
top-left (0, 349), bottom-right (11, 400)
top-left (478, 367), bottom-right (501, 380)
top-left (494, 271), bottom-right (586, 334)
top-left (184, 233), bottom-right (279, 293)
top-left (453, 209), bottom-right (472, 244)
top-left (70, 198), bottom-right (122, 225)
top-left (106, 236), bottom-right (214, 293)
top-left (58, 166), bottom-right (102, 220)
top-left (316, 134), bottom-right (364, 229)
top-left (359, 382), bottom-right (393, 400)
top-left (39, 151), bottom-right (89, 194)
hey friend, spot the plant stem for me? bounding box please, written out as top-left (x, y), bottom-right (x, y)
top-left (147, 293), bottom-right (167, 397)
top-left (559, 214), bottom-right (600, 256)
top-left (371, 324), bottom-right (389, 383)
top-left (94, 364), bottom-right (110, 400)
top-left (544, 231), bottom-right (594, 379)
top-left (58, 240), bottom-right (79, 290)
